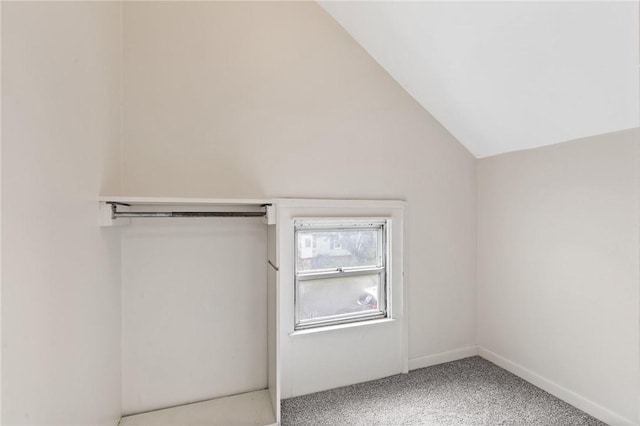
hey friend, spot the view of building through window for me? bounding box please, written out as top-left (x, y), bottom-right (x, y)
top-left (296, 229), bottom-right (379, 271)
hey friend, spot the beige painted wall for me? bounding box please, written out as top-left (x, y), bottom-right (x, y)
top-left (122, 0), bottom-right (477, 394)
top-left (478, 128), bottom-right (640, 423)
top-left (1, 2), bottom-right (122, 424)
top-left (121, 215), bottom-right (269, 414)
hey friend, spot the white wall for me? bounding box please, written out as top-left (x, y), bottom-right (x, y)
top-left (1, 2), bottom-right (122, 425)
top-left (121, 206), bottom-right (268, 415)
top-left (121, 2), bottom-right (478, 392)
top-left (276, 200), bottom-right (406, 399)
top-left (478, 128), bottom-right (640, 424)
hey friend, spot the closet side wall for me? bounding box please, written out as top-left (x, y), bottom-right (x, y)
top-left (1, 2), bottom-right (123, 425)
top-left (121, 216), bottom-right (268, 415)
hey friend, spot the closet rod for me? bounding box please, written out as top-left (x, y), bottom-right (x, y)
top-left (108, 202), bottom-right (268, 219)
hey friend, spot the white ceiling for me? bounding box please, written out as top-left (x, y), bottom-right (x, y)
top-left (319, 1), bottom-right (639, 158)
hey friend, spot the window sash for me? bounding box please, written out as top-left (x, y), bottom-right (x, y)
top-left (295, 223), bottom-right (386, 274)
top-left (295, 269), bottom-right (387, 330)
top-left (295, 307), bottom-right (387, 330)
top-left (294, 219), bottom-right (389, 330)
top-left (296, 266), bottom-right (384, 280)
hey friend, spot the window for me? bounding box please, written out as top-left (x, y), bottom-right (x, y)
top-left (294, 219), bottom-right (389, 330)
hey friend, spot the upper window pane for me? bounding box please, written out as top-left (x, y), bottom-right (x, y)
top-left (296, 228), bottom-right (382, 272)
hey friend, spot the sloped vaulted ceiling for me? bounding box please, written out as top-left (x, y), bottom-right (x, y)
top-left (319, 1), bottom-right (639, 158)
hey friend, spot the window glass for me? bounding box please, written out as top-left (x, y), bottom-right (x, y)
top-left (296, 229), bottom-right (381, 272)
top-left (294, 219), bottom-right (388, 330)
top-left (297, 274), bottom-right (383, 323)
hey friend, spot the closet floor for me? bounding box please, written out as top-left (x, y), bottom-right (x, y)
top-left (119, 389), bottom-right (276, 426)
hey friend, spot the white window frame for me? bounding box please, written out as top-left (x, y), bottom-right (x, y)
top-left (293, 218), bottom-right (390, 330)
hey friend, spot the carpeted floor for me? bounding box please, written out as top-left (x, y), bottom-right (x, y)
top-left (281, 356), bottom-right (605, 425)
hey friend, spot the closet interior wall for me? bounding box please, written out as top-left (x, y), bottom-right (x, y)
top-left (120, 204), bottom-right (269, 415)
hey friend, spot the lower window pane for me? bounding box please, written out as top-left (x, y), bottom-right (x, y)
top-left (297, 273), bottom-right (383, 324)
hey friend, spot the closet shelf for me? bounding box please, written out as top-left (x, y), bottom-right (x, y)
top-left (98, 196), bottom-right (275, 226)
top-left (98, 195), bottom-right (273, 206)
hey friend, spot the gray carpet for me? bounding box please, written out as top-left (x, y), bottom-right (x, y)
top-left (281, 356), bottom-right (605, 425)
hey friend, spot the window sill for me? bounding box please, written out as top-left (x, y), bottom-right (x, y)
top-left (289, 318), bottom-right (396, 337)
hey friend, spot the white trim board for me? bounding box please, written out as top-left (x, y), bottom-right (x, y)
top-left (98, 196), bottom-right (272, 206)
top-left (408, 346), bottom-right (479, 371)
top-left (478, 347), bottom-right (635, 426)
top-left (118, 390), bottom-right (276, 426)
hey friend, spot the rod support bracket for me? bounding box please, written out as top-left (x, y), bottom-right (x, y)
top-left (263, 204), bottom-right (276, 225)
top-left (99, 202), bottom-right (131, 227)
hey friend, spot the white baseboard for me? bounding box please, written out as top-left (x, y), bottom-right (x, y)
top-left (408, 345), bottom-right (479, 371)
top-left (478, 347), bottom-right (635, 426)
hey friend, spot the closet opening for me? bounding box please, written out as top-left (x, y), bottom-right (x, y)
top-left (101, 197), bottom-right (279, 426)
